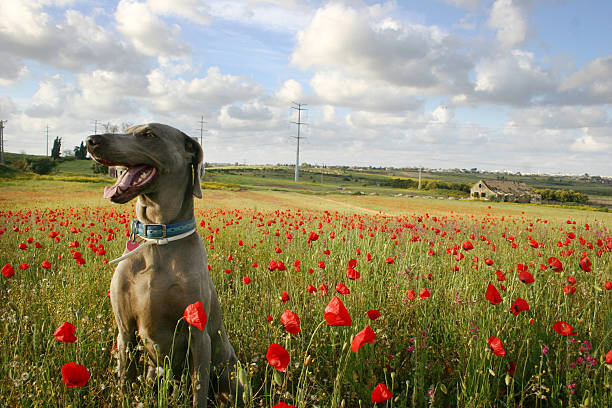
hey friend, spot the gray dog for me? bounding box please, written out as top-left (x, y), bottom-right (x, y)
top-left (87, 123), bottom-right (241, 407)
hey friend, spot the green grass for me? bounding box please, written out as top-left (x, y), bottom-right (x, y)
top-left (0, 181), bottom-right (611, 407)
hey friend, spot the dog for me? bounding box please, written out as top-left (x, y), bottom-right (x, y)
top-left (87, 123), bottom-right (241, 407)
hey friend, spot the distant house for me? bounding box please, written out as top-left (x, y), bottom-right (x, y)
top-left (470, 180), bottom-right (541, 203)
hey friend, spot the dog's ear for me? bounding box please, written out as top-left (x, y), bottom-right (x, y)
top-left (184, 135), bottom-right (204, 198)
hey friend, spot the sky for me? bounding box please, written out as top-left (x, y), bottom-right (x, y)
top-left (0, 0), bottom-right (611, 176)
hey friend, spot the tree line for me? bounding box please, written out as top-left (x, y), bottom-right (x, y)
top-left (535, 189), bottom-right (589, 204)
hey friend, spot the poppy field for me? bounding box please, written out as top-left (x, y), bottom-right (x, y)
top-left (1, 182), bottom-right (611, 407)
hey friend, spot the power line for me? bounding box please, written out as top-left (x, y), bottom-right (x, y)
top-left (291, 101), bottom-right (307, 182)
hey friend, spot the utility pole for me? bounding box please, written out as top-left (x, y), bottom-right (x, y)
top-left (197, 115), bottom-right (207, 147)
top-left (92, 120), bottom-right (100, 135)
top-left (0, 120), bottom-right (6, 164)
top-left (291, 102), bottom-right (307, 182)
top-left (418, 167), bottom-right (422, 189)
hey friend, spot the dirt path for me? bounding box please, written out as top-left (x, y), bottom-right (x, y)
top-left (314, 196), bottom-right (396, 216)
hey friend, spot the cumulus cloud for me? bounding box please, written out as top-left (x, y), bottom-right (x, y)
top-left (147, 0), bottom-right (211, 24)
top-left (487, 0), bottom-right (527, 49)
top-left (25, 75), bottom-right (75, 118)
top-left (557, 56), bottom-right (612, 104)
top-left (470, 50), bottom-right (555, 105)
top-left (115, 0), bottom-right (189, 57)
top-left (0, 1), bottom-right (145, 72)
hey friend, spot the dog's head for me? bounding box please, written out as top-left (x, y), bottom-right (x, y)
top-left (87, 123), bottom-right (203, 204)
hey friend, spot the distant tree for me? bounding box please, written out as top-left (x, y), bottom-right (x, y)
top-left (92, 162), bottom-right (108, 174)
top-left (102, 122), bottom-right (119, 133)
top-left (29, 158), bottom-right (55, 174)
top-left (74, 141), bottom-right (88, 159)
top-left (51, 137), bottom-right (61, 159)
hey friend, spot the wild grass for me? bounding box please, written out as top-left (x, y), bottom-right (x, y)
top-left (0, 182), bottom-right (611, 407)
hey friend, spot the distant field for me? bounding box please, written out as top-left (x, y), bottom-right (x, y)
top-left (1, 179), bottom-right (611, 407)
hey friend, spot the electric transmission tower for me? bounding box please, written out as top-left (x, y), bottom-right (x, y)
top-left (291, 102), bottom-right (307, 182)
top-left (197, 115), bottom-right (207, 147)
top-left (0, 120), bottom-right (6, 164)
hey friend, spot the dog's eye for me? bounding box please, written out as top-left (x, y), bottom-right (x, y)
top-left (139, 130), bottom-right (156, 139)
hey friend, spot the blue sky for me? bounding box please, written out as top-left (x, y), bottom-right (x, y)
top-left (1, 0), bottom-right (610, 175)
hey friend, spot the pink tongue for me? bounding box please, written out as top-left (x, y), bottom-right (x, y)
top-left (103, 166), bottom-right (149, 199)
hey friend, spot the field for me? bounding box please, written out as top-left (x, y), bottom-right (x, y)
top-left (1, 179), bottom-right (611, 407)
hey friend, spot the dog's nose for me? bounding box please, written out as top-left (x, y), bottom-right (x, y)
top-left (87, 135), bottom-right (102, 150)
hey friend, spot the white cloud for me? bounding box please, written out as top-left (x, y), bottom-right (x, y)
top-left (275, 79), bottom-right (303, 104)
top-left (25, 74), bottom-right (74, 118)
top-left (115, 0), bottom-right (189, 57)
top-left (310, 71), bottom-right (423, 111)
top-left (147, 0), bottom-right (211, 24)
top-left (558, 56), bottom-right (612, 104)
top-left (0, 53), bottom-right (28, 86)
top-left (570, 133), bottom-right (608, 153)
top-left (0, 1), bottom-right (146, 72)
top-left (487, 0), bottom-right (527, 49)
top-left (471, 50), bottom-right (555, 105)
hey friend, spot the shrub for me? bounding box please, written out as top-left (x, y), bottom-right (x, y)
top-left (29, 158), bottom-right (56, 175)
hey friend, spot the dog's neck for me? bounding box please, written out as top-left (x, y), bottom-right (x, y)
top-left (136, 187), bottom-right (194, 225)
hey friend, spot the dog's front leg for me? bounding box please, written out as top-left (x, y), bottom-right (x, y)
top-left (190, 330), bottom-right (212, 408)
top-left (116, 330), bottom-right (137, 390)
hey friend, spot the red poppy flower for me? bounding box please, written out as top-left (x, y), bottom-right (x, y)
top-left (19, 263), bottom-right (29, 270)
top-left (579, 255), bottom-right (592, 272)
top-left (495, 270), bottom-right (506, 281)
top-left (54, 321), bottom-right (77, 343)
top-left (367, 310), bottom-right (381, 320)
top-left (462, 240), bottom-right (474, 251)
top-left (548, 257), bottom-right (563, 273)
top-left (317, 261), bottom-right (326, 269)
top-left (266, 343), bottom-right (289, 372)
top-left (419, 288), bottom-right (430, 299)
top-left (267, 314), bottom-right (273, 322)
top-left (406, 289), bottom-right (416, 301)
top-left (281, 291), bottom-right (290, 303)
top-left (2, 264), bottom-right (15, 278)
top-left (280, 310), bottom-right (301, 335)
top-left (61, 362), bottom-right (90, 387)
top-left (306, 284), bottom-right (317, 293)
top-left (324, 296), bottom-right (352, 326)
top-left (319, 283), bottom-right (328, 296)
top-left (488, 336), bottom-right (505, 357)
top-left (366, 253), bottom-right (372, 261)
top-left (242, 276), bottom-right (251, 285)
top-left (385, 257), bottom-right (394, 264)
top-left (485, 258), bottom-right (494, 266)
top-left (184, 301), bottom-right (207, 331)
top-left (563, 285), bottom-right (576, 295)
top-left (336, 282), bottom-right (350, 295)
top-left (273, 403), bottom-right (296, 408)
top-left (606, 281), bottom-right (612, 290)
top-left (567, 276), bottom-right (577, 285)
top-left (352, 326), bottom-right (376, 352)
top-left (348, 259), bottom-right (357, 268)
top-left (605, 349), bottom-right (612, 364)
top-left (307, 232), bottom-right (319, 243)
top-left (19, 242), bottom-right (28, 250)
top-left (371, 383), bottom-right (393, 403)
top-left (346, 267), bottom-right (360, 280)
top-left (510, 298), bottom-right (529, 316)
top-left (268, 260), bottom-right (278, 271)
top-left (41, 260), bottom-right (51, 269)
top-left (505, 361), bottom-right (516, 375)
top-left (518, 270), bottom-right (534, 284)
top-left (553, 321), bottom-right (576, 336)
top-left (485, 283), bottom-right (502, 305)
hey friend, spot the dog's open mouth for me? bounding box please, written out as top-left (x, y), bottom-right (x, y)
top-left (104, 165), bottom-right (157, 203)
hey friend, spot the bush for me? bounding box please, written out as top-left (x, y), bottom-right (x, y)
top-left (92, 162), bottom-right (108, 174)
top-left (28, 158), bottom-right (56, 175)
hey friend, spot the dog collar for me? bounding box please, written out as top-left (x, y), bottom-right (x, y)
top-left (130, 217), bottom-right (197, 240)
top-left (108, 217), bottom-right (197, 265)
